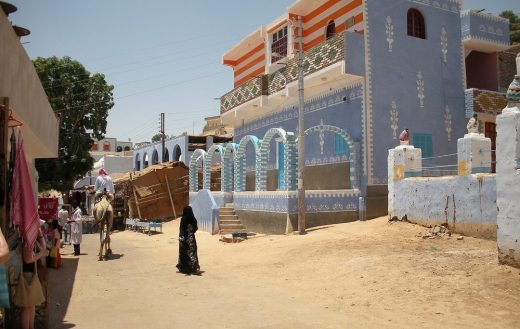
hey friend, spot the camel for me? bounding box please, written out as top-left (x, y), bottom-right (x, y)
top-left (93, 194), bottom-right (113, 261)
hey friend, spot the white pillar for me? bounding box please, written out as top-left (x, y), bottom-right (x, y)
top-left (496, 105), bottom-right (520, 267)
top-left (457, 133), bottom-right (491, 176)
top-left (497, 52), bottom-right (520, 268)
top-left (388, 145), bottom-right (422, 218)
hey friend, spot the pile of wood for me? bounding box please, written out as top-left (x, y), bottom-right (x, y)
top-left (114, 161), bottom-right (189, 220)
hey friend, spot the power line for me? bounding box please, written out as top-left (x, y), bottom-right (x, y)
top-left (53, 70), bottom-right (228, 112)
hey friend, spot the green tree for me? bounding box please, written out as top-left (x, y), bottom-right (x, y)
top-left (33, 56), bottom-right (114, 191)
top-left (500, 10), bottom-right (520, 44)
top-left (151, 133), bottom-right (168, 142)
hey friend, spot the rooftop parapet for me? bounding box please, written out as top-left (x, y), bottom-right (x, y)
top-left (461, 10), bottom-right (510, 53)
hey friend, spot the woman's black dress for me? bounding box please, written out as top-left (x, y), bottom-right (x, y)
top-left (176, 206), bottom-right (200, 274)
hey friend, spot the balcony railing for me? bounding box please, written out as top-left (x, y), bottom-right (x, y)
top-left (221, 32), bottom-right (345, 114)
top-left (220, 75), bottom-right (268, 114)
top-left (465, 88), bottom-right (507, 117)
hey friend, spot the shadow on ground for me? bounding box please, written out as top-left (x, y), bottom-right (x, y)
top-left (47, 257), bottom-right (79, 329)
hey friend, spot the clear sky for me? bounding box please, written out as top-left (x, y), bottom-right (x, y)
top-left (7, 0), bottom-right (520, 144)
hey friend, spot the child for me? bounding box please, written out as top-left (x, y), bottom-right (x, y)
top-left (47, 221), bottom-right (61, 268)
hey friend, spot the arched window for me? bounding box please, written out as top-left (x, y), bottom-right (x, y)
top-left (326, 20), bottom-right (336, 40)
top-left (407, 8), bottom-right (426, 39)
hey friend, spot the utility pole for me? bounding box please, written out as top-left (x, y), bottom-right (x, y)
top-left (297, 15), bottom-right (306, 234)
top-left (160, 112), bottom-right (165, 162)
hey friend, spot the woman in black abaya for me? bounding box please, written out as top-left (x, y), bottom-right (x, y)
top-left (176, 206), bottom-right (200, 274)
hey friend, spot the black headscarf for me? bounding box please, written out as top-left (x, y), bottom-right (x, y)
top-left (180, 206), bottom-right (198, 234)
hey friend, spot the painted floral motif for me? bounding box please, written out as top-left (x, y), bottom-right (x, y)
top-left (444, 105), bottom-right (452, 141)
top-left (319, 119), bottom-right (325, 155)
top-left (390, 101), bottom-right (399, 139)
top-left (440, 27), bottom-right (448, 63)
top-left (386, 16), bottom-right (394, 52)
top-left (417, 71), bottom-right (425, 108)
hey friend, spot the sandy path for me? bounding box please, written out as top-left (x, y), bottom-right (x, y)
top-left (47, 217), bottom-right (520, 329)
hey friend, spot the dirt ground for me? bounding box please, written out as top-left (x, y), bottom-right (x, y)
top-left (47, 217), bottom-right (520, 329)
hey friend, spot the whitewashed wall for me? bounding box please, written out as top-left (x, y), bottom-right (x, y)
top-left (388, 140), bottom-right (497, 239)
top-left (388, 172), bottom-right (497, 239)
top-left (496, 105), bottom-right (520, 267)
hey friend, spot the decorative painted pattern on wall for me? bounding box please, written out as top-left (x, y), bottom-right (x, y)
top-left (204, 145), bottom-right (225, 190)
top-left (234, 135), bottom-right (261, 192)
top-left (189, 123), bottom-right (359, 193)
top-left (390, 101), bottom-right (399, 139)
top-left (257, 128), bottom-right (297, 191)
top-left (220, 75), bottom-right (268, 114)
top-left (233, 190), bottom-right (361, 214)
top-left (189, 149), bottom-right (206, 192)
top-left (444, 105), bottom-right (452, 141)
top-left (304, 125), bottom-right (358, 189)
top-left (222, 143), bottom-right (237, 192)
top-left (417, 71), bottom-right (425, 108)
top-left (408, 0), bottom-right (461, 14)
top-left (461, 10), bottom-right (510, 47)
top-left (465, 88), bottom-right (507, 117)
top-left (440, 27), bottom-right (448, 63)
top-left (386, 16), bottom-right (394, 52)
top-left (235, 85), bottom-right (363, 136)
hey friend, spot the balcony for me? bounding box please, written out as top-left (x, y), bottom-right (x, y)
top-left (221, 32), bottom-right (346, 116)
top-left (465, 88), bottom-right (507, 117)
top-left (461, 10), bottom-right (510, 54)
top-left (220, 75), bottom-right (268, 114)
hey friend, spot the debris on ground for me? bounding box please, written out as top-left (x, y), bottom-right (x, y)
top-left (388, 214), bottom-right (410, 223)
top-left (417, 223), bottom-right (452, 239)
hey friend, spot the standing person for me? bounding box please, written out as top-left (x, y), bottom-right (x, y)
top-left (47, 221), bottom-right (61, 268)
top-left (94, 168), bottom-right (115, 202)
top-left (57, 205), bottom-right (69, 244)
top-left (20, 232), bottom-right (48, 329)
top-left (176, 206), bottom-right (200, 275)
top-left (69, 201), bottom-right (83, 256)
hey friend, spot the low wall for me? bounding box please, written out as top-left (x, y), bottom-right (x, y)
top-left (189, 190), bottom-right (219, 234)
top-left (237, 211), bottom-right (358, 235)
top-left (233, 190), bottom-right (361, 234)
top-left (389, 174), bottom-right (497, 239)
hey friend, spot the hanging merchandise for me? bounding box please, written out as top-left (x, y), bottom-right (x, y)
top-left (10, 130), bottom-right (41, 249)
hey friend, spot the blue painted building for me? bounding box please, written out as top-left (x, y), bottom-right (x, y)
top-left (187, 0), bottom-right (511, 233)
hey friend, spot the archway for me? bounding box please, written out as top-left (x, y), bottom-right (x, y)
top-left (204, 145), bottom-right (225, 191)
top-left (143, 153), bottom-right (149, 169)
top-left (222, 143), bottom-right (237, 192)
top-left (163, 148), bottom-right (169, 162)
top-left (258, 128), bottom-right (296, 191)
top-left (189, 149), bottom-right (206, 192)
top-left (173, 144), bottom-right (182, 162)
top-left (304, 125), bottom-right (358, 189)
top-left (135, 153), bottom-right (141, 171)
top-left (152, 149), bottom-right (159, 165)
top-left (234, 135), bottom-right (261, 192)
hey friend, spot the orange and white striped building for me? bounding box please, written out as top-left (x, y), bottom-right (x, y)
top-left (223, 0), bottom-right (364, 88)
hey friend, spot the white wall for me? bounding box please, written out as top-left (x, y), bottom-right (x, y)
top-left (93, 155), bottom-right (133, 176)
top-left (388, 139), bottom-right (497, 239)
top-left (389, 173), bottom-right (497, 239)
top-left (496, 105), bottom-right (520, 267)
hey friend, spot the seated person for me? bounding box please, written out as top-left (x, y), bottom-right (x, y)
top-left (94, 168), bottom-right (115, 202)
